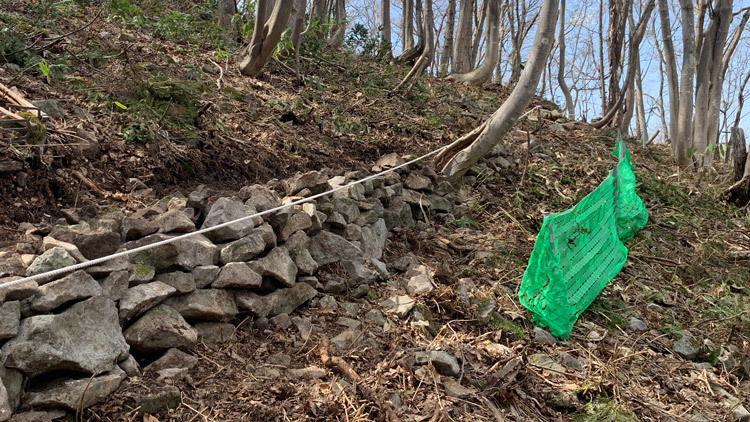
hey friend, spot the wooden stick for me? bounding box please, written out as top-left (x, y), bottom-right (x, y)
top-left (320, 338), bottom-right (401, 422)
top-left (0, 84), bottom-right (35, 109)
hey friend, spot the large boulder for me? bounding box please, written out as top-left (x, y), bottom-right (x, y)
top-left (123, 305), bottom-right (198, 352)
top-left (30, 270), bottom-right (102, 312)
top-left (25, 248), bottom-right (75, 278)
top-left (219, 232), bottom-right (267, 264)
top-left (125, 233), bottom-right (218, 271)
top-left (211, 262), bottom-right (262, 289)
top-left (360, 219), bottom-right (387, 260)
top-left (48, 225), bottom-right (120, 260)
top-left (118, 281), bottom-right (176, 323)
top-left (201, 198), bottom-right (258, 243)
top-left (154, 271), bottom-right (196, 295)
top-left (154, 209), bottom-right (196, 234)
top-left (241, 185), bottom-right (281, 212)
top-left (308, 232), bottom-right (362, 266)
top-left (0, 297), bottom-right (129, 377)
top-left (235, 283), bottom-right (317, 318)
top-left (22, 367), bottom-right (125, 411)
top-left (248, 247), bottom-right (297, 287)
top-left (164, 289), bottom-right (238, 322)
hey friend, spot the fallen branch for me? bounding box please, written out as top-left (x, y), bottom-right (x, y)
top-left (320, 338), bottom-right (401, 422)
top-left (72, 170), bottom-right (127, 202)
top-left (729, 250), bottom-right (750, 259)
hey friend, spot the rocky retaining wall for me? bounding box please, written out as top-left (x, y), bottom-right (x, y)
top-left (0, 149), bottom-right (515, 420)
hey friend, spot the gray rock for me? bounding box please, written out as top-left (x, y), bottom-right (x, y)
top-left (343, 224), bottom-right (363, 241)
top-left (30, 270), bottom-right (101, 312)
top-left (118, 354), bottom-right (141, 377)
top-left (406, 274), bottom-right (433, 294)
top-left (629, 317), bottom-right (648, 331)
top-left (317, 295), bottom-right (337, 310)
top-left (128, 263), bottom-right (155, 284)
top-left (25, 247), bottom-right (75, 278)
top-left (381, 295), bottom-right (415, 318)
top-left (647, 303), bottom-right (665, 313)
top-left (733, 404), bottom-right (750, 421)
top-left (285, 171), bottom-right (328, 195)
top-left (123, 305), bottom-right (198, 352)
top-left (533, 327), bottom-right (559, 344)
top-left (194, 322), bottom-right (235, 343)
top-left (187, 184), bottom-right (213, 212)
top-left (558, 351), bottom-right (582, 370)
top-left (138, 386), bottom-right (181, 415)
top-left (350, 284), bottom-right (370, 299)
top-left (0, 379), bottom-right (9, 422)
top-left (242, 185), bottom-right (281, 212)
top-left (340, 302), bottom-right (360, 316)
top-left (364, 309), bottom-right (386, 327)
top-left (212, 262), bottom-right (262, 289)
top-left (201, 198), bottom-right (258, 242)
top-left (383, 200), bottom-right (415, 230)
top-left (122, 217), bottom-right (159, 241)
top-left (155, 271), bottom-right (196, 294)
top-left (145, 348), bottom-right (198, 373)
top-left (164, 289), bottom-right (238, 322)
top-left (443, 378), bottom-right (474, 398)
top-left (279, 212), bottom-right (312, 242)
top-left (23, 367), bottom-right (125, 411)
top-left (248, 247), bottom-right (297, 287)
top-left (235, 283), bottom-right (316, 318)
top-left (427, 195), bottom-right (451, 213)
top-left (86, 255), bottom-right (128, 278)
top-left (9, 410), bottom-right (66, 422)
top-left (374, 153), bottom-right (405, 169)
top-left (192, 265), bottom-right (221, 289)
top-left (404, 173), bottom-right (433, 192)
top-left (331, 198), bottom-right (360, 223)
top-left (674, 331), bottom-right (700, 360)
top-left (331, 329), bottom-right (361, 350)
top-left (0, 256), bottom-right (25, 279)
top-left (154, 209), bottom-right (196, 233)
top-left (270, 313), bottom-right (292, 330)
top-left (309, 232), bottom-right (362, 266)
top-left (360, 219), bottom-right (387, 260)
top-left (341, 260), bottom-right (378, 283)
top-left (414, 351), bottom-right (460, 377)
top-left (321, 279), bottom-right (346, 294)
top-left (118, 281), bottom-right (176, 323)
top-left (48, 225), bottom-right (120, 260)
top-left (290, 247), bottom-right (318, 276)
top-left (126, 233), bottom-right (218, 271)
top-left (0, 368), bottom-right (21, 413)
top-left (0, 302), bottom-right (20, 340)
top-left (220, 232), bottom-right (267, 264)
top-left (528, 353), bottom-right (566, 373)
top-left (41, 237), bottom-right (87, 263)
top-left (0, 297), bottom-right (128, 377)
top-left (326, 212), bottom-right (347, 229)
top-left (32, 99), bottom-right (65, 118)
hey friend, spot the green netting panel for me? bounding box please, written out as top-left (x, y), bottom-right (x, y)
top-left (518, 139), bottom-right (648, 338)
top-left (612, 140), bottom-right (649, 241)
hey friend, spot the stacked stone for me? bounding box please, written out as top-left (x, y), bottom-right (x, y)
top-left (0, 155), bottom-right (454, 420)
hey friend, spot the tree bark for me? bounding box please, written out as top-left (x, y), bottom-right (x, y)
top-left (557, 0), bottom-right (574, 118)
top-left (673, 0), bottom-right (695, 168)
top-left (436, 0), bottom-right (559, 180)
top-left (392, 0), bottom-right (435, 94)
top-left (218, 0), bottom-right (236, 28)
top-left (239, 0), bottom-right (295, 78)
top-left (726, 128), bottom-right (750, 206)
top-left (439, 0), bottom-right (457, 76)
top-left (381, 0), bottom-right (392, 57)
top-left (634, 56), bottom-right (648, 147)
top-left (453, 0), bottom-right (474, 73)
top-left (657, 0), bottom-right (679, 151)
top-left (447, 0), bottom-right (500, 85)
top-left (471, 0), bottom-right (488, 67)
top-left (327, 0), bottom-right (347, 48)
top-left (730, 127), bottom-right (747, 182)
top-left (403, 0), bottom-right (415, 52)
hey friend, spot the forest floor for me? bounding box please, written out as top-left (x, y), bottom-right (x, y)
top-left (1, 2), bottom-right (749, 421)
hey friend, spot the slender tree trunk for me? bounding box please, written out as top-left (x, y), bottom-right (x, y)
top-left (657, 0), bottom-right (679, 151)
top-left (730, 127), bottom-right (747, 182)
top-left (674, 0), bottom-right (695, 168)
top-left (239, 0), bottom-right (295, 78)
top-left (218, 0), bottom-right (236, 28)
top-left (726, 128), bottom-right (750, 206)
top-left (446, 0), bottom-right (500, 85)
top-left (403, 0), bottom-right (415, 52)
top-left (327, 0), bottom-right (347, 48)
top-left (398, 0), bottom-right (425, 61)
top-left (381, 0), bottom-right (392, 57)
top-left (439, 0), bottom-right (457, 75)
top-left (436, 0), bottom-right (559, 180)
top-left (471, 0), bottom-right (488, 67)
top-left (557, 0), bottom-right (574, 118)
top-left (393, 0), bottom-right (435, 93)
top-left (453, 0), bottom-right (475, 73)
top-left (290, 0), bottom-right (306, 51)
top-left (634, 57), bottom-right (648, 148)
top-left (607, 0), bottom-right (632, 110)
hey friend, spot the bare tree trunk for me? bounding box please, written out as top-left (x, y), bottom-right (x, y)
top-left (673, 0), bottom-right (695, 168)
top-left (218, 0), bottom-right (236, 28)
top-left (634, 56), bottom-right (648, 148)
top-left (436, 0), bottom-right (558, 180)
top-left (726, 128), bottom-right (750, 205)
top-left (446, 0), bottom-right (500, 85)
top-left (557, 0), bottom-right (574, 118)
top-left (393, 0), bottom-right (435, 94)
top-left (657, 0), bottom-right (678, 151)
top-left (730, 127), bottom-right (747, 182)
top-left (239, 0), bottom-right (295, 78)
top-left (453, 0), bottom-right (474, 73)
top-left (607, 0), bottom-right (632, 110)
top-left (403, 0), bottom-right (415, 52)
top-left (439, 0), bottom-right (457, 75)
top-left (598, 0), bottom-right (606, 115)
top-left (382, 0), bottom-right (392, 57)
top-left (398, 0), bottom-right (425, 61)
top-left (327, 0), bottom-right (347, 48)
top-left (290, 0), bottom-right (306, 51)
top-left (471, 0), bottom-right (488, 67)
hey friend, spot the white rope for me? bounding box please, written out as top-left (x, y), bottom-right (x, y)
top-left (0, 106), bottom-right (542, 291)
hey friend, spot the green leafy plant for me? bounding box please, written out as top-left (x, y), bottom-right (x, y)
top-left (345, 23), bottom-right (391, 59)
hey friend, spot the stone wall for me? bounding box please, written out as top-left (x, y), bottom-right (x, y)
top-left (0, 150), bottom-right (515, 420)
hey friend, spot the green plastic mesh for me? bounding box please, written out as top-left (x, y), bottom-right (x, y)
top-left (518, 139), bottom-right (648, 338)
